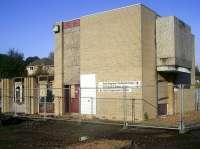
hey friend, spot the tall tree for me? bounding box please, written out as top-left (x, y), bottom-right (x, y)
top-left (196, 66), bottom-right (200, 76)
top-left (25, 56), bottom-right (40, 66)
top-left (0, 49), bottom-right (26, 78)
top-left (48, 51), bottom-right (54, 65)
top-left (7, 48), bottom-right (24, 60)
top-left (196, 66), bottom-right (200, 82)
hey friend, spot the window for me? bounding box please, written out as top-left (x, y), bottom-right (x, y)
top-left (30, 66), bottom-right (34, 70)
top-left (16, 86), bottom-right (20, 102)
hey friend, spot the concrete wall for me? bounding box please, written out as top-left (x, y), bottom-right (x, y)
top-left (174, 86), bottom-right (196, 113)
top-left (0, 79), bottom-right (13, 113)
top-left (191, 35), bottom-right (196, 85)
top-left (174, 35), bottom-right (196, 113)
top-left (54, 22), bottom-right (64, 115)
top-left (156, 16), bottom-right (176, 66)
top-left (175, 17), bottom-right (193, 68)
top-left (24, 77), bottom-right (38, 114)
top-left (156, 16), bottom-right (196, 115)
top-left (54, 20), bottom-right (80, 116)
top-left (157, 74), bottom-right (168, 103)
top-left (0, 78), bottom-right (38, 114)
top-left (63, 26), bottom-right (80, 85)
top-left (156, 16), bottom-right (193, 69)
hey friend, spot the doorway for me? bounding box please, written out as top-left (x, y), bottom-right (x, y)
top-left (64, 85), bottom-right (70, 113)
top-left (158, 103), bottom-right (167, 115)
top-left (64, 85), bottom-right (80, 113)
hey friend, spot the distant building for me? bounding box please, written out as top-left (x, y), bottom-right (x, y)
top-left (26, 59), bottom-right (54, 76)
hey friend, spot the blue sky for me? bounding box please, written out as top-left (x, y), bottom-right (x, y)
top-left (0, 0), bottom-right (199, 66)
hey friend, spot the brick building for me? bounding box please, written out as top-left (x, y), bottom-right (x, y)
top-left (53, 3), bottom-right (195, 121)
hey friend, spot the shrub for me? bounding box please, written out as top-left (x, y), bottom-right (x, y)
top-left (144, 112), bottom-right (149, 121)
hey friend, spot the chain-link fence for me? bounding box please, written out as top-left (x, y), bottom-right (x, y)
top-left (0, 84), bottom-right (200, 133)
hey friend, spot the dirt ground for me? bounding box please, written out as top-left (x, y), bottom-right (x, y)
top-left (141, 111), bottom-right (200, 128)
top-left (1, 115), bottom-right (200, 149)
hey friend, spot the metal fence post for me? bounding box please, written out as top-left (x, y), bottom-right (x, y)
top-left (179, 84), bottom-right (185, 134)
top-left (197, 88), bottom-right (199, 111)
top-left (134, 99), bottom-right (135, 124)
top-left (58, 89), bottom-right (60, 117)
top-left (1, 90), bottom-right (2, 113)
top-left (24, 88), bottom-right (26, 114)
top-left (131, 98), bottom-right (135, 124)
top-left (78, 87), bottom-right (82, 123)
top-left (44, 96), bottom-right (46, 119)
top-left (13, 82), bottom-right (17, 116)
top-left (132, 98), bottom-right (133, 124)
top-left (37, 87), bottom-right (40, 115)
top-left (199, 88), bottom-right (200, 111)
top-left (14, 96), bottom-right (17, 116)
top-left (14, 95), bottom-right (17, 116)
top-left (123, 86), bottom-right (128, 129)
top-left (198, 88), bottom-right (200, 111)
top-left (91, 97), bottom-right (93, 115)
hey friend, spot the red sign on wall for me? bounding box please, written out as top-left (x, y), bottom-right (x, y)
top-left (63, 19), bottom-right (80, 29)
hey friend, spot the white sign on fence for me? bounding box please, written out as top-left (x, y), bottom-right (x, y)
top-left (97, 81), bottom-right (141, 92)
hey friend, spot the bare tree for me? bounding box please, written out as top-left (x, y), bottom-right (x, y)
top-left (48, 51), bottom-right (54, 64)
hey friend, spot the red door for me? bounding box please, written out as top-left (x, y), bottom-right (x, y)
top-left (70, 85), bottom-right (80, 113)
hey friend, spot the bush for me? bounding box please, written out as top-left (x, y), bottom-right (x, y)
top-left (144, 112), bottom-right (149, 121)
top-left (196, 83), bottom-right (200, 88)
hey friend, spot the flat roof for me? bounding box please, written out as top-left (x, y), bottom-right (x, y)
top-left (57, 3), bottom-right (158, 24)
